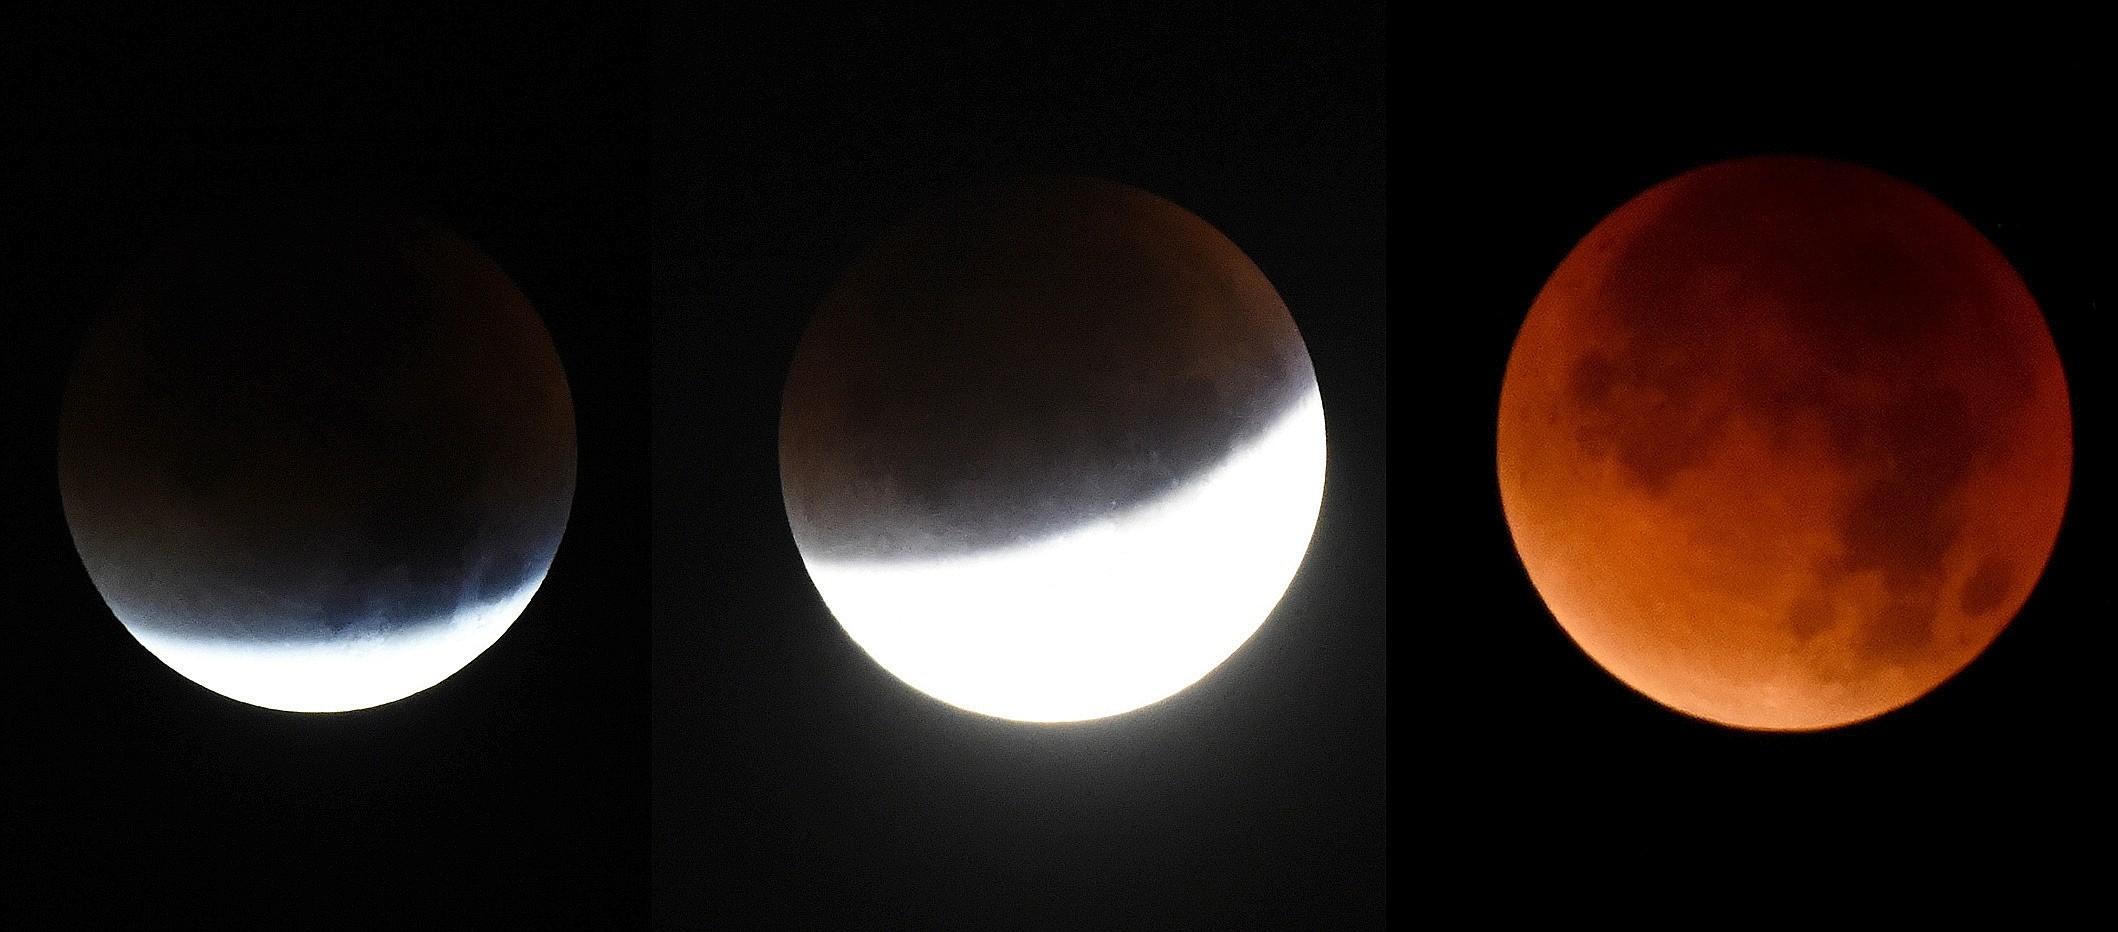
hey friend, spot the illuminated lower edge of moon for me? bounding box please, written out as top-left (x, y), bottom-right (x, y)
top-left (801, 388), bottom-right (1327, 723)
top-left (113, 576), bottom-right (547, 714)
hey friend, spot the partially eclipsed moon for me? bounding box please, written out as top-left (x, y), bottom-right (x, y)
top-left (59, 206), bottom-right (577, 713)
top-left (781, 176), bottom-right (1325, 723)
top-left (1497, 156), bottom-right (2072, 731)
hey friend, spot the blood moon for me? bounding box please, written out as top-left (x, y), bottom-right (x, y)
top-left (1496, 156), bottom-right (2072, 731)
top-left (780, 177), bottom-right (1325, 723)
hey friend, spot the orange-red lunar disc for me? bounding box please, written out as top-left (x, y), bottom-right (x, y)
top-left (1497, 156), bottom-right (2072, 731)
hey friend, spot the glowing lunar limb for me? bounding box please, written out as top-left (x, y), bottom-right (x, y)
top-left (122, 580), bottom-right (545, 714)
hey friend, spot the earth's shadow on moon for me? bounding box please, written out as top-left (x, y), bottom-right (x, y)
top-left (59, 202), bottom-right (577, 663)
top-left (781, 176), bottom-right (1320, 566)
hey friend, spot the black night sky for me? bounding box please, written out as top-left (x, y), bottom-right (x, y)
top-left (654, 7), bottom-right (1385, 927)
top-left (3, 7), bottom-right (2110, 929)
top-left (3, 6), bottom-right (648, 928)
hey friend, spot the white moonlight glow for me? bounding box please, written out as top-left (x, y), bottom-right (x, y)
top-left (803, 387), bottom-right (1326, 723)
top-left (116, 577), bottom-right (545, 713)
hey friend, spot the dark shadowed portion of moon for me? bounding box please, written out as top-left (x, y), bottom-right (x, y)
top-left (59, 205), bottom-right (576, 654)
top-left (1497, 156), bottom-right (2072, 731)
top-left (1566, 161), bottom-right (2039, 653)
top-left (782, 176), bottom-right (1317, 563)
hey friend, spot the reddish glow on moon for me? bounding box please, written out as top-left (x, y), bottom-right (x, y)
top-left (1497, 156), bottom-right (2072, 731)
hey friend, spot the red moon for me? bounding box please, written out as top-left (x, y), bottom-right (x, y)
top-left (1497, 156), bottom-right (2072, 731)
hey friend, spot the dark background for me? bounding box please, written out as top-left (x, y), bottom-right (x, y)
top-left (653, 6), bottom-right (1387, 928)
top-left (3, 6), bottom-right (648, 927)
top-left (6, 6), bottom-right (2104, 928)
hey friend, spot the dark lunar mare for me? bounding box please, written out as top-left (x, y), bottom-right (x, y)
top-left (1561, 158), bottom-right (2043, 664)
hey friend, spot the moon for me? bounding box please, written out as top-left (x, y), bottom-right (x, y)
top-left (58, 204), bottom-right (577, 713)
top-left (780, 176), bottom-right (1326, 723)
top-left (1497, 156), bottom-right (2072, 731)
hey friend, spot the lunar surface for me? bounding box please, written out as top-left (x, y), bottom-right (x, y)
top-left (59, 205), bottom-right (577, 713)
top-left (781, 176), bottom-right (1325, 723)
top-left (1497, 156), bottom-right (2072, 731)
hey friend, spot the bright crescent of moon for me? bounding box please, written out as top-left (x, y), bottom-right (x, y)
top-left (115, 579), bottom-right (546, 714)
top-left (803, 389), bottom-right (1325, 723)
